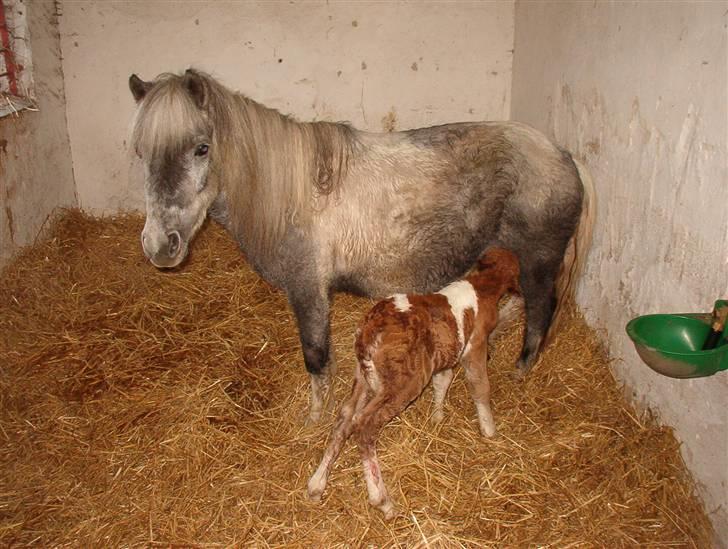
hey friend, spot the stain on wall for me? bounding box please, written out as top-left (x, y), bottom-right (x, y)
top-left (58, 0), bottom-right (514, 213)
top-left (512, 2), bottom-right (728, 543)
top-left (0, 0), bottom-right (76, 268)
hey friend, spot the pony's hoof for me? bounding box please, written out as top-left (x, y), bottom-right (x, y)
top-left (307, 489), bottom-right (323, 503)
top-left (430, 410), bottom-right (444, 425)
top-left (324, 394), bottom-right (337, 414)
top-left (512, 361), bottom-right (530, 380)
top-left (305, 409), bottom-right (322, 426)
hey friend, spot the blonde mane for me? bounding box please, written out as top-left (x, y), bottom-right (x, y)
top-left (130, 70), bottom-right (357, 258)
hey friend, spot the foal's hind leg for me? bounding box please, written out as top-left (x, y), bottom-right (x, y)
top-left (288, 285), bottom-right (336, 424)
top-left (354, 398), bottom-right (399, 520)
top-left (308, 371), bottom-right (368, 501)
top-left (354, 385), bottom-right (421, 520)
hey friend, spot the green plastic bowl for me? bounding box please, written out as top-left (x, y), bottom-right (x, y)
top-left (626, 308), bottom-right (728, 379)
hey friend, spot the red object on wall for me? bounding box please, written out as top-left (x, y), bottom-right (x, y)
top-left (0, 0), bottom-right (19, 96)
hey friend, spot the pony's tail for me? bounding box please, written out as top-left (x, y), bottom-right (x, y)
top-left (545, 157), bottom-right (596, 347)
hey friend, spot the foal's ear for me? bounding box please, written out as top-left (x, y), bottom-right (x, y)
top-left (129, 74), bottom-right (152, 102)
top-left (183, 69), bottom-right (207, 109)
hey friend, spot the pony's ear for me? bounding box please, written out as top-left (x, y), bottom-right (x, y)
top-left (183, 69), bottom-right (207, 109)
top-left (129, 74), bottom-right (152, 102)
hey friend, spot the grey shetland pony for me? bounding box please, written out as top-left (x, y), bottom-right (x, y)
top-left (128, 69), bottom-right (594, 422)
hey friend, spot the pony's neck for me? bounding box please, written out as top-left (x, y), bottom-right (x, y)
top-left (210, 89), bottom-right (354, 263)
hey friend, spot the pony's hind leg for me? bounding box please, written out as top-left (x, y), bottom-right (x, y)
top-left (308, 371), bottom-right (368, 501)
top-left (516, 259), bottom-right (559, 375)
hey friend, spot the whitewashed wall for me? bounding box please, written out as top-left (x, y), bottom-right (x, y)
top-left (511, 1), bottom-right (727, 543)
top-left (49, 0), bottom-right (726, 540)
top-left (58, 1), bottom-right (514, 213)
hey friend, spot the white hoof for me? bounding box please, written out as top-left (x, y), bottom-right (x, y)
top-left (379, 500), bottom-right (396, 521)
top-left (431, 410), bottom-right (444, 425)
top-left (480, 422), bottom-right (497, 438)
top-left (307, 475), bottom-right (326, 502)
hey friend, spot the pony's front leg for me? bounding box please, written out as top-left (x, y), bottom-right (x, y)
top-left (288, 286), bottom-right (336, 424)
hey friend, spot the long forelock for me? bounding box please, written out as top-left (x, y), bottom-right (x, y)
top-left (131, 75), bottom-right (210, 160)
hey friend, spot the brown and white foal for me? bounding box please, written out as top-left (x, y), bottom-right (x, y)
top-left (307, 247), bottom-right (520, 519)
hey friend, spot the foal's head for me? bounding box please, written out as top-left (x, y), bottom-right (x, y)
top-left (128, 69), bottom-right (220, 268)
top-left (473, 247), bottom-right (521, 293)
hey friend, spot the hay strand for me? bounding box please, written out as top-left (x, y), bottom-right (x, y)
top-left (0, 210), bottom-right (714, 546)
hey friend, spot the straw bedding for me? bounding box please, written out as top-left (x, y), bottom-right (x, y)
top-left (0, 210), bottom-right (713, 547)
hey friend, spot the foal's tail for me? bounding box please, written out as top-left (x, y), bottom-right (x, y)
top-left (546, 158), bottom-right (596, 346)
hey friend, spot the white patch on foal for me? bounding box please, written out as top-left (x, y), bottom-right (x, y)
top-left (437, 280), bottom-right (478, 350)
top-left (389, 293), bottom-right (411, 312)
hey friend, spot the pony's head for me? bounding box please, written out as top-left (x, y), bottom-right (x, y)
top-left (129, 69), bottom-right (220, 268)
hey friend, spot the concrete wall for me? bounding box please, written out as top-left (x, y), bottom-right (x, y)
top-left (58, 0), bottom-right (514, 214)
top-left (0, 0), bottom-right (76, 267)
top-left (511, 1), bottom-right (727, 542)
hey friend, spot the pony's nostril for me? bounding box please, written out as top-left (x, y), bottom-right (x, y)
top-left (167, 231), bottom-right (181, 257)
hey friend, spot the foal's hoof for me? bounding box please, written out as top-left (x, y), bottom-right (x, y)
top-left (307, 477), bottom-right (326, 502)
top-left (379, 501), bottom-right (397, 521)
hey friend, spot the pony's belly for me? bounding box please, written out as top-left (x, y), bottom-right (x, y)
top-left (335, 246), bottom-right (487, 298)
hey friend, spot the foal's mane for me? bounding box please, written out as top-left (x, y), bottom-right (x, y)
top-left (130, 69), bottom-right (357, 257)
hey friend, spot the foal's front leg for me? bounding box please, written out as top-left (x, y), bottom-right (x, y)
top-left (462, 345), bottom-right (496, 437)
top-left (288, 284), bottom-right (336, 424)
top-left (431, 368), bottom-right (454, 424)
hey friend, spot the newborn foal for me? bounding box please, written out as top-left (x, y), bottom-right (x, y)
top-left (307, 247), bottom-right (520, 518)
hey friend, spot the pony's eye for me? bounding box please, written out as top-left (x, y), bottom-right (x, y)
top-left (194, 143), bottom-right (209, 157)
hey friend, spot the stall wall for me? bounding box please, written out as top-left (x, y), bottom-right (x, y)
top-left (58, 1), bottom-right (514, 213)
top-left (511, 2), bottom-right (727, 542)
top-left (0, 0), bottom-right (76, 267)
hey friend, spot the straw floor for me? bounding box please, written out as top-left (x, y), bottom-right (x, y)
top-left (0, 210), bottom-right (714, 547)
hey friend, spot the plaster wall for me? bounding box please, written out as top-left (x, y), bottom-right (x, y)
top-left (0, 0), bottom-right (76, 267)
top-left (511, 2), bottom-right (728, 542)
top-left (58, 0), bottom-right (514, 214)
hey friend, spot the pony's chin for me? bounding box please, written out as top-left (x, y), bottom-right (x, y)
top-left (149, 248), bottom-right (187, 269)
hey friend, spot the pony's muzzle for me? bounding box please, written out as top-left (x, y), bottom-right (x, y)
top-left (141, 229), bottom-right (185, 269)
